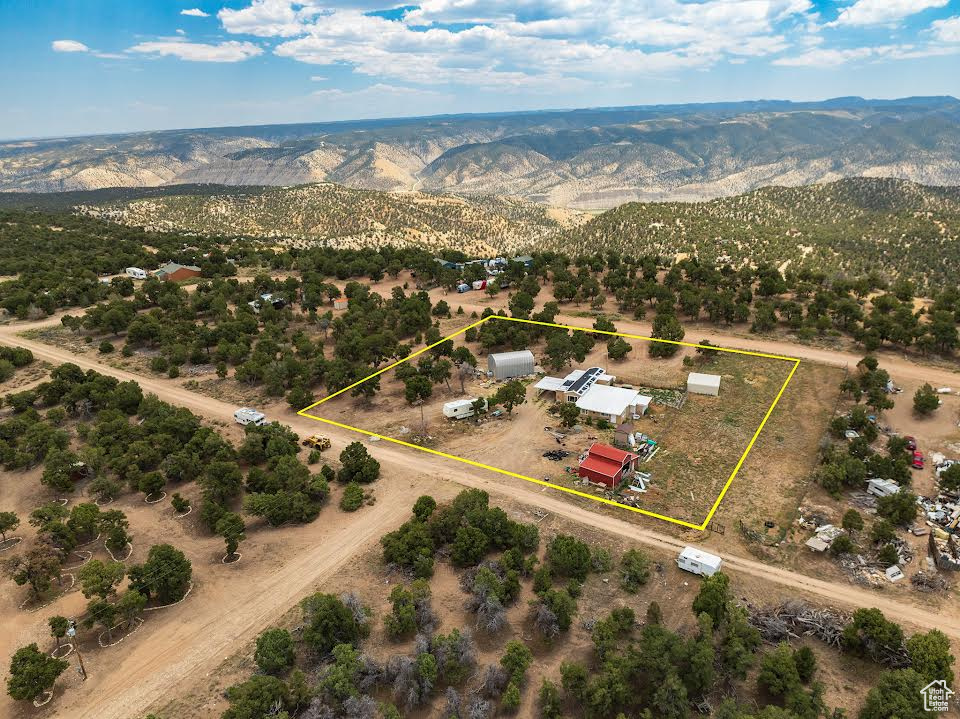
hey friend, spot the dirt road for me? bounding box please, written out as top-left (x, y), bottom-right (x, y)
top-left (3, 319), bottom-right (960, 719)
top-left (443, 295), bottom-right (960, 387)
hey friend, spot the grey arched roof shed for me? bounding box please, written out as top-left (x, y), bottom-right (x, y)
top-left (487, 350), bottom-right (535, 380)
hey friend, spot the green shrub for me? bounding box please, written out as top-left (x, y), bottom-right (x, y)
top-left (340, 482), bottom-right (364, 512)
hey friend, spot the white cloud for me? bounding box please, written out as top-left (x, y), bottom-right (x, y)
top-left (311, 83), bottom-right (445, 100)
top-left (827, 0), bottom-right (948, 28)
top-left (127, 38), bottom-right (263, 62)
top-left (52, 39), bottom-right (90, 53)
top-left (930, 15), bottom-right (960, 42)
top-left (180, 8), bottom-right (210, 17)
top-left (267, 6), bottom-right (743, 89)
top-left (309, 75), bottom-right (328, 81)
top-left (773, 41), bottom-right (960, 66)
top-left (219, 0), bottom-right (322, 37)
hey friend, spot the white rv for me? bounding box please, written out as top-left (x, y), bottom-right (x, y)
top-left (677, 547), bottom-right (723, 577)
top-left (234, 408), bottom-right (267, 426)
top-left (866, 478), bottom-right (901, 498)
top-left (126, 267), bottom-right (147, 280)
top-left (443, 398), bottom-right (485, 420)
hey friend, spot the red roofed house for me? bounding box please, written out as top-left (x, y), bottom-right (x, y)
top-left (578, 442), bottom-right (640, 488)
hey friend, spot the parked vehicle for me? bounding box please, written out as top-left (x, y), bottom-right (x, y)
top-left (912, 451), bottom-right (925, 470)
top-left (676, 547), bottom-right (723, 577)
top-left (302, 435), bottom-right (331, 451)
top-left (125, 267), bottom-right (147, 280)
top-left (234, 408), bottom-right (267, 426)
top-left (905, 436), bottom-right (917, 451)
top-left (456, 283), bottom-right (470, 293)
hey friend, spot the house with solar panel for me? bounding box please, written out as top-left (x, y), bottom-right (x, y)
top-left (534, 366), bottom-right (652, 425)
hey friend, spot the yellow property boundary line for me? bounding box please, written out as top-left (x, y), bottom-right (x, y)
top-left (298, 314), bottom-right (801, 531)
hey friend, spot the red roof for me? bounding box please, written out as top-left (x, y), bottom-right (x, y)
top-left (587, 443), bottom-right (637, 464)
top-left (579, 443), bottom-right (639, 479)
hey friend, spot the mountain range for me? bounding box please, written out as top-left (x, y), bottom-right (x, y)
top-left (2, 97), bottom-right (959, 208)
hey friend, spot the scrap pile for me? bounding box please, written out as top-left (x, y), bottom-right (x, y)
top-left (917, 493), bottom-right (960, 531)
top-left (912, 570), bottom-right (951, 592)
top-left (836, 555), bottom-right (890, 587)
top-left (746, 600), bottom-right (849, 648)
top-left (928, 530), bottom-right (960, 571)
top-left (542, 449), bottom-right (570, 461)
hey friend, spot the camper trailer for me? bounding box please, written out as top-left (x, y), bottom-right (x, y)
top-left (126, 267), bottom-right (147, 280)
top-left (867, 478), bottom-right (901, 498)
top-left (443, 398), bottom-right (485, 420)
top-left (234, 408), bottom-right (267, 427)
top-left (676, 547), bottom-right (723, 577)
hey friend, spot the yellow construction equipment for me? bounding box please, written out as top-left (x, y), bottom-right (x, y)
top-left (302, 435), bottom-right (331, 451)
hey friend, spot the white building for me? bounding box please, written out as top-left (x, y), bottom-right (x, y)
top-left (535, 366), bottom-right (651, 424)
top-left (125, 267), bottom-right (147, 280)
top-left (687, 372), bottom-right (721, 396)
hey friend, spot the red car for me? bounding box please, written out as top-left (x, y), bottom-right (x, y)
top-left (905, 436), bottom-right (917, 451)
top-left (911, 451), bottom-right (925, 470)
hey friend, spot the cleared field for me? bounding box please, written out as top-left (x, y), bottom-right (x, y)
top-left (300, 316), bottom-right (800, 530)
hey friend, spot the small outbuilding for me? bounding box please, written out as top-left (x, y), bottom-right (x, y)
top-left (156, 262), bottom-right (202, 282)
top-left (488, 350), bottom-right (535, 380)
top-left (577, 442), bottom-right (639, 488)
top-left (687, 372), bottom-right (721, 396)
top-left (333, 298), bottom-right (348, 310)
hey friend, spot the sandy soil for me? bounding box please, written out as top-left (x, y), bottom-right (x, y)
top-left (2, 291), bottom-right (960, 719)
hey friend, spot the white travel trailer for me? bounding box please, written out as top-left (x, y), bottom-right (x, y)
top-left (676, 546), bottom-right (723, 577)
top-left (234, 408), bottom-right (267, 427)
top-left (126, 267), bottom-right (148, 280)
top-left (443, 398), bottom-right (485, 419)
top-left (866, 478), bottom-right (901, 498)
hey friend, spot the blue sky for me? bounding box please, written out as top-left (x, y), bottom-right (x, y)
top-left (2, 0), bottom-right (959, 139)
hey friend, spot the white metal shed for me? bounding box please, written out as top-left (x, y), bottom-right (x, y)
top-left (687, 372), bottom-right (721, 396)
top-left (488, 350), bottom-right (535, 380)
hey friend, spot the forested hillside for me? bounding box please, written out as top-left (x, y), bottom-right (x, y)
top-left (80, 183), bottom-right (573, 256)
top-left (553, 178), bottom-right (960, 293)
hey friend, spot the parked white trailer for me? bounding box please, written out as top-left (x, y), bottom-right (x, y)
top-left (234, 408), bottom-right (267, 426)
top-left (443, 398), bottom-right (485, 419)
top-left (867, 478), bottom-right (901, 497)
top-left (126, 267), bottom-right (147, 280)
top-left (677, 547), bottom-right (723, 577)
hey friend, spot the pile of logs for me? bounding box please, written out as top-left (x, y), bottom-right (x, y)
top-left (746, 600), bottom-right (849, 648)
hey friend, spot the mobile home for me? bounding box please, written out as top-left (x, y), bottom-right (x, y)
top-left (676, 547), bottom-right (723, 577)
top-left (126, 267), bottom-right (147, 280)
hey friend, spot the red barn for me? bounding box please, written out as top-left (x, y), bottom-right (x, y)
top-left (577, 443), bottom-right (639, 488)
